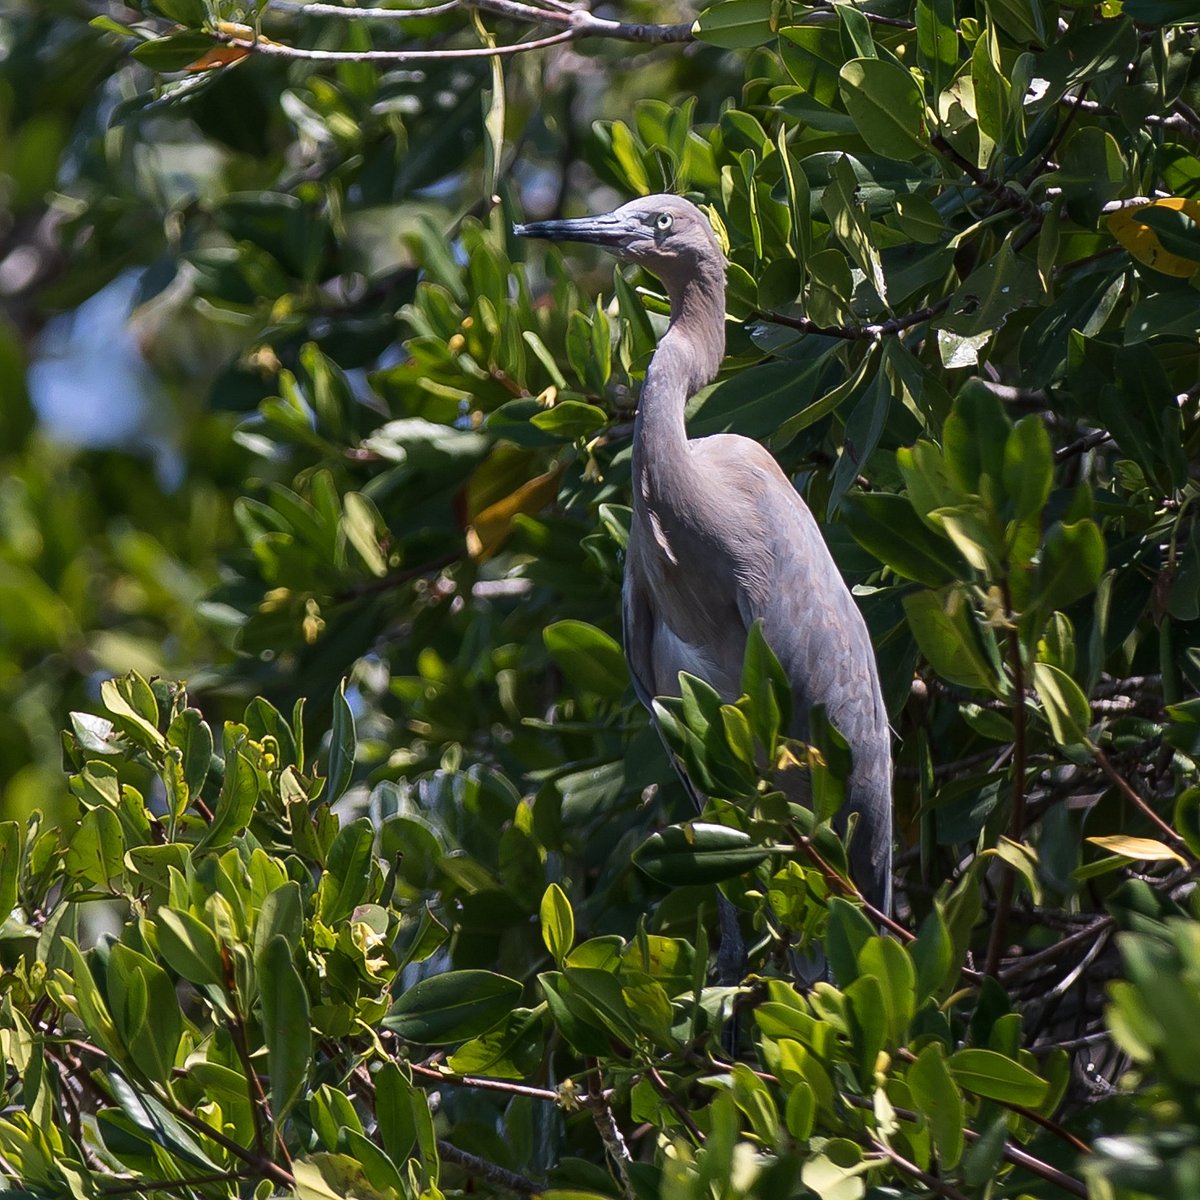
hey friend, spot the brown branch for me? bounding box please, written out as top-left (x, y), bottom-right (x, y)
top-left (930, 133), bottom-right (1045, 225)
top-left (868, 1138), bottom-right (970, 1200)
top-left (645, 1068), bottom-right (705, 1143)
top-left (165, 1101), bottom-right (295, 1190)
top-left (998, 917), bottom-right (1115, 983)
top-left (848, 1093), bottom-right (1090, 1197)
top-left (584, 1059), bottom-right (634, 1200)
top-left (437, 1140), bottom-right (545, 1196)
top-left (754, 296), bottom-right (953, 341)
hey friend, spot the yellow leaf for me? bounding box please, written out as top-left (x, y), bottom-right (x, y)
top-left (466, 468), bottom-right (561, 561)
top-left (1085, 834), bottom-right (1186, 866)
top-left (1107, 197), bottom-right (1200, 279)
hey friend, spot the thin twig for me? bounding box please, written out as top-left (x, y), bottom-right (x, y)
top-left (868, 1138), bottom-right (970, 1200)
top-left (930, 133), bottom-right (1045, 225)
top-left (645, 1068), bottom-right (705, 1143)
top-left (1092, 745), bottom-right (1194, 857)
top-left (217, 24), bottom-right (577, 60)
top-left (847, 1094), bottom-right (1090, 1197)
top-left (165, 1101), bottom-right (295, 1189)
top-left (753, 297), bottom-right (952, 341)
top-left (998, 918), bottom-right (1115, 983)
top-left (409, 1060), bottom-right (561, 1103)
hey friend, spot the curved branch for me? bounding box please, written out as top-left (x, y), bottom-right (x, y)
top-left (268, 0), bottom-right (459, 17)
top-left (261, 0), bottom-right (695, 44)
top-left (217, 24), bottom-right (577, 60)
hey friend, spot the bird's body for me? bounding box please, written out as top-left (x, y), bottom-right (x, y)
top-left (516, 195), bottom-right (893, 914)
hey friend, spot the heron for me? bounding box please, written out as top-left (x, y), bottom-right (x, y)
top-left (515, 194), bottom-right (893, 945)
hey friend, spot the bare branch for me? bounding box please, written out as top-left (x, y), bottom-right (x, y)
top-left (437, 1141), bottom-right (545, 1196)
top-left (217, 24), bottom-right (577, 61)
top-left (267, 0), bottom-right (459, 17)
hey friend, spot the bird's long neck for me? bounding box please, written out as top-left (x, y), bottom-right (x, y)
top-left (632, 258), bottom-right (726, 502)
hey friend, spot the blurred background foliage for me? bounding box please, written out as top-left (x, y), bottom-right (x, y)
top-left (4, 0), bottom-right (1200, 1197)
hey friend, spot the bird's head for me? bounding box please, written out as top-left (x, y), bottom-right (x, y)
top-left (514, 194), bottom-right (726, 298)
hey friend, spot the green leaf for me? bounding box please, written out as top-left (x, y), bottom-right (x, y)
top-left (838, 58), bottom-right (929, 162)
top-left (772, 344), bottom-right (878, 448)
top-left (167, 708), bottom-right (212, 812)
top-left (64, 806), bottom-right (125, 888)
top-left (131, 32), bottom-right (215, 72)
top-left (151, 0), bottom-right (207, 23)
top-left (740, 620), bottom-right (792, 753)
top-left (936, 240), bottom-right (1043, 339)
top-left (1002, 415), bottom-right (1053, 520)
top-left (970, 22), bottom-right (1009, 151)
top-left (543, 620), bottom-right (628, 700)
top-left (903, 589), bottom-right (999, 693)
top-left (911, 904), bottom-right (954, 1002)
top-left (342, 492), bottom-right (388, 578)
top-left (632, 822), bottom-right (771, 885)
top-left (540, 883), bottom-right (575, 965)
top-left (100, 673), bottom-right (165, 749)
top-left (259, 934), bottom-right (311, 1125)
top-left (154, 907), bottom-right (225, 989)
top-left (694, 0), bottom-right (774, 48)
top-left (294, 1155), bottom-right (396, 1200)
top-left (909, 1043), bottom-right (965, 1169)
top-left (826, 897), bottom-right (876, 987)
top-left (325, 679), bottom-right (357, 804)
top-left (318, 817), bottom-right (375, 925)
top-left (845, 973), bottom-right (887, 1084)
top-left (383, 970), bottom-right (522, 1044)
top-left (194, 749), bottom-right (258, 853)
top-left (858, 936), bottom-right (915, 1042)
top-left (842, 493), bottom-right (967, 587)
top-left (529, 400), bottom-right (608, 440)
top-left (1035, 520), bottom-right (1105, 618)
top-left (374, 1063), bottom-right (417, 1165)
top-left (1175, 787), bottom-right (1200, 860)
top-left (1032, 661), bottom-right (1091, 751)
top-left (943, 382), bottom-right (1012, 496)
top-left (107, 945), bottom-right (182, 1085)
top-left (915, 0), bottom-right (958, 100)
top-left (0, 821), bottom-right (18, 920)
top-left (947, 1048), bottom-right (1049, 1105)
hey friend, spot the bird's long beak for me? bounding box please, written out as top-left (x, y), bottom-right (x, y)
top-left (513, 212), bottom-right (638, 248)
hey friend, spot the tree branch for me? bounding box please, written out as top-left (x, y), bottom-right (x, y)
top-left (585, 1060), bottom-right (634, 1200)
top-left (930, 132), bottom-right (1045, 225)
top-left (437, 1140), bottom-right (545, 1196)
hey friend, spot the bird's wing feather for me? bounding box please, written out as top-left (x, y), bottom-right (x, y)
top-left (689, 435), bottom-right (893, 910)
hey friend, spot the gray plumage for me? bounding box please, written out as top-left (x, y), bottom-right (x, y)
top-left (516, 195), bottom-right (893, 916)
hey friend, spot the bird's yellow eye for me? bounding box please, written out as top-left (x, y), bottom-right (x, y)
top-left (655, 212), bottom-right (673, 231)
